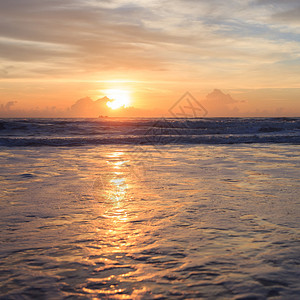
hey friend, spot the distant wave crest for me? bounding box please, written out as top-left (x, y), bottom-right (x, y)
top-left (0, 117), bottom-right (299, 147)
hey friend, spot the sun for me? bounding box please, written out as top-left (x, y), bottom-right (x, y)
top-left (105, 89), bottom-right (130, 110)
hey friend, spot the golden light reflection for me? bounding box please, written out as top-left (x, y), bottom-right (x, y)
top-left (112, 161), bottom-right (128, 170)
top-left (107, 151), bottom-right (124, 158)
top-left (84, 149), bottom-right (156, 298)
top-left (106, 177), bottom-right (128, 208)
top-left (90, 150), bottom-right (142, 254)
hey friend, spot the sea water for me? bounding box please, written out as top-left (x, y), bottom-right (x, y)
top-left (0, 118), bottom-right (299, 299)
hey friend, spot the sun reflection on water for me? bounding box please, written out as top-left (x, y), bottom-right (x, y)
top-left (83, 150), bottom-right (156, 298)
top-left (90, 150), bottom-right (143, 253)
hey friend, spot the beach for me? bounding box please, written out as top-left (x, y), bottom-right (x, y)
top-left (0, 119), bottom-right (299, 299)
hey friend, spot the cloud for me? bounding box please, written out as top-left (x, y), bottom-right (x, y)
top-left (0, 37), bottom-right (74, 62)
top-left (0, 0), bottom-right (299, 91)
top-left (70, 96), bottom-right (110, 117)
top-left (254, 0), bottom-right (300, 26)
top-left (272, 7), bottom-right (300, 24)
top-left (0, 0), bottom-right (177, 78)
top-left (69, 96), bottom-right (162, 117)
top-left (206, 89), bottom-right (238, 105)
top-left (1, 100), bottom-right (17, 111)
top-left (202, 89), bottom-right (241, 116)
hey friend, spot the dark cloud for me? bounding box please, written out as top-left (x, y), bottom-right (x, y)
top-left (254, 0), bottom-right (300, 24)
top-left (255, 0), bottom-right (299, 7)
top-left (272, 7), bottom-right (300, 24)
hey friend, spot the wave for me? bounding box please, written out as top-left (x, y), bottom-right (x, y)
top-left (0, 117), bottom-right (299, 146)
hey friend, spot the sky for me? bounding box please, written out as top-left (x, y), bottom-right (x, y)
top-left (0, 0), bottom-right (299, 117)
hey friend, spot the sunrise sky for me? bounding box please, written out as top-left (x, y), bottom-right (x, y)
top-left (0, 0), bottom-right (299, 117)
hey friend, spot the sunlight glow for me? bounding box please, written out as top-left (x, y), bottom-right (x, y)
top-left (105, 89), bottom-right (130, 110)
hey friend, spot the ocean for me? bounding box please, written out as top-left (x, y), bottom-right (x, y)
top-left (0, 117), bottom-right (299, 147)
top-left (0, 118), bottom-right (299, 299)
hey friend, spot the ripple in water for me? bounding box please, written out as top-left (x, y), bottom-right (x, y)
top-left (0, 145), bottom-right (299, 299)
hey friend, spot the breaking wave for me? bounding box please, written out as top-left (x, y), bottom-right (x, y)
top-left (0, 117), bottom-right (299, 147)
